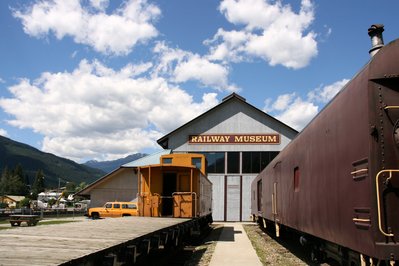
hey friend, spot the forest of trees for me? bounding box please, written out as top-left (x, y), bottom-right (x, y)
top-left (0, 164), bottom-right (87, 199)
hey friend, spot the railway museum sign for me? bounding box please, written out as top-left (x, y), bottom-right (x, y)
top-left (189, 134), bottom-right (280, 144)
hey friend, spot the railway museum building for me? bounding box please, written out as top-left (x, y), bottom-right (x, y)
top-left (78, 93), bottom-right (297, 221)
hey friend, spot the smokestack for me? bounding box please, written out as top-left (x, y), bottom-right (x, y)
top-left (368, 24), bottom-right (384, 57)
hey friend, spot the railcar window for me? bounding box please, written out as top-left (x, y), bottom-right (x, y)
top-left (191, 157), bottom-right (202, 169)
top-left (162, 158), bottom-right (172, 164)
top-left (294, 167), bottom-right (300, 192)
top-left (227, 152), bottom-right (240, 173)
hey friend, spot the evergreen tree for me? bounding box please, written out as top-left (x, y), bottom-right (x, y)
top-left (75, 181), bottom-right (87, 192)
top-left (0, 167), bottom-right (10, 196)
top-left (8, 164), bottom-right (29, 196)
top-left (65, 182), bottom-right (76, 193)
top-left (31, 170), bottom-right (45, 198)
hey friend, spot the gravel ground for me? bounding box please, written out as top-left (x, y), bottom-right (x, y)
top-left (184, 223), bottom-right (224, 266)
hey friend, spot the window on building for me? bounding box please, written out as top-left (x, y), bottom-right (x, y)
top-left (200, 152), bottom-right (225, 173)
top-left (294, 167), bottom-right (300, 192)
top-left (227, 152), bottom-right (240, 173)
top-left (242, 152), bottom-right (279, 173)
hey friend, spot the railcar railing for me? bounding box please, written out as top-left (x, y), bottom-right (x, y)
top-left (172, 192), bottom-right (197, 218)
top-left (375, 169), bottom-right (399, 237)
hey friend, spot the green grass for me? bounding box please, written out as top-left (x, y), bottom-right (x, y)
top-left (38, 220), bottom-right (77, 226)
top-left (0, 219), bottom-right (78, 230)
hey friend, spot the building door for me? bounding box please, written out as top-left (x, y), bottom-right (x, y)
top-left (225, 176), bottom-right (241, 221)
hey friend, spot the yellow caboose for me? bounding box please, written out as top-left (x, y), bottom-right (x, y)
top-left (137, 153), bottom-right (212, 219)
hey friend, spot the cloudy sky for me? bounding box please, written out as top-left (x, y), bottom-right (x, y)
top-left (0, 0), bottom-right (398, 162)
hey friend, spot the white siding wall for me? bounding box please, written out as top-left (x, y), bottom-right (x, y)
top-left (208, 175), bottom-right (225, 221)
top-left (170, 101), bottom-right (296, 153)
top-left (89, 168), bottom-right (138, 208)
top-left (242, 175), bottom-right (256, 221)
top-left (226, 175), bottom-right (240, 221)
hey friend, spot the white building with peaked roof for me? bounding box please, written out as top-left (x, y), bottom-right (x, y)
top-left (157, 93), bottom-right (297, 221)
top-left (77, 93), bottom-right (297, 221)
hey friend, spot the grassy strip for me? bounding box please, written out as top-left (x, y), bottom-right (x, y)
top-left (38, 220), bottom-right (77, 226)
top-left (243, 224), bottom-right (307, 266)
top-left (0, 219), bottom-right (78, 230)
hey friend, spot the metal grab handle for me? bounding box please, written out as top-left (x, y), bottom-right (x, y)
top-left (350, 168), bottom-right (368, 175)
top-left (375, 169), bottom-right (399, 237)
top-left (352, 218), bottom-right (371, 223)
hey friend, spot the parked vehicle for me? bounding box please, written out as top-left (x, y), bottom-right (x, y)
top-left (87, 201), bottom-right (138, 219)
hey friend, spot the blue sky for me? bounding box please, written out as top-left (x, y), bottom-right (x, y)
top-left (0, 0), bottom-right (398, 162)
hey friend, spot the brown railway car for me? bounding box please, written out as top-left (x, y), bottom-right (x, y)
top-left (251, 25), bottom-right (399, 265)
top-left (137, 153), bottom-right (212, 221)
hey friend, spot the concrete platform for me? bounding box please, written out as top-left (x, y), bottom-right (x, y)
top-left (0, 216), bottom-right (191, 265)
top-left (209, 223), bottom-right (262, 266)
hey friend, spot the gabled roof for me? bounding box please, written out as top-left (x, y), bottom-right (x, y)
top-left (1, 195), bottom-right (25, 202)
top-left (122, 149), bottom-right (171, 167)
top-left (75, 150), bottom-right (171, 196)
top-left (157, 92), bottom-right (298, 149)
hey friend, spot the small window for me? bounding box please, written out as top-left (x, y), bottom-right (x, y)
top-left (105, 203), bottom-right (112, 208)
top-left (122, 204), bottom-right (137, 209)
top-left (294, 167), bottom-right (300, 192)
top-left (128, 204), bottom-right (137, 209)
top-left (192, 157), bottom-right (202, 169)
top-left (113, 203), bottom-right (120, 208)
top-left (162, 158), bottom-right (172, 164)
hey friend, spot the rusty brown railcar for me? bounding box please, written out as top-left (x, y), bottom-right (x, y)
top-left (251, 25), bottom-right (399, 264)
top-left (137, 153), bottom-right (212, 222)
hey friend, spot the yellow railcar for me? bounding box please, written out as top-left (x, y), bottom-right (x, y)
top-left (137, 153), bottom-right (212, 219)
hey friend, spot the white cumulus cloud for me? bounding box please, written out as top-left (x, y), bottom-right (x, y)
top-left (0, 60), bottom-right (219, 161)
top-left (206, 0), bottom-right (318, 69)
top-left (153, 42), bottom-right (239, 91)
top-left (308, 79), bottom-right (349, 103)
top-left (264, 79), bottom-right (348, 130)
top-left (0, 129), bottom-right (8, 137)
top-left (13, 0), bottom-right (160, 55)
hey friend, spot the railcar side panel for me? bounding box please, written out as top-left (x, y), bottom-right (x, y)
top-left (252, 38), bottom-right (399, 261)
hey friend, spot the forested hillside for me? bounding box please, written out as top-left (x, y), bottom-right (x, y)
top-left (0, 135), bottom-right (105, 189)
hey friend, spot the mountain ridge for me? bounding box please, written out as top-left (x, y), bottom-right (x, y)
top-left (83, 153), bottom-right (147, 173)
top-left (0, 135), bottom-right (105, 188)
